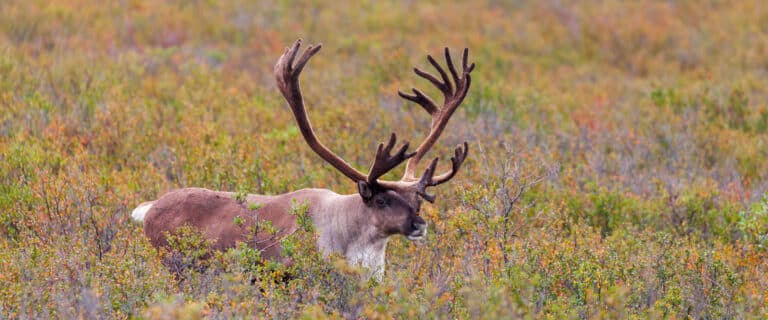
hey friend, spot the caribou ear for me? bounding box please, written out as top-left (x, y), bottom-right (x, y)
top-left (357, 181), bottom-right (374, 201)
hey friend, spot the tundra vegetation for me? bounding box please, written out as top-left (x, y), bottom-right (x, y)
top-left (1, 0), bottom-right (767, 319)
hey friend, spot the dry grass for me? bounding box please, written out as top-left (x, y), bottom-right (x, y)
top-left (1, 0), bottom-right (767, 318)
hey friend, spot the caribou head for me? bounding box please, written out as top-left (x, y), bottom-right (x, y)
top-left (131, 39), bottom-right (475, 279)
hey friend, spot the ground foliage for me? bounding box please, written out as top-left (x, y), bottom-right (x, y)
top-left (1, 0), bottom-right (768, 318)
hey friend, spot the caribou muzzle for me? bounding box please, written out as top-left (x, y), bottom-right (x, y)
top-left (407, 218), bottom-right (428, 241)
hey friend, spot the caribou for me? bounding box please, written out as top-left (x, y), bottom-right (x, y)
top-left (131, 39), bottom-right (475, 278)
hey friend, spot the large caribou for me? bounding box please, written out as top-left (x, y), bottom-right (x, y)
top-left (132, 39), bottom-right (475, 278)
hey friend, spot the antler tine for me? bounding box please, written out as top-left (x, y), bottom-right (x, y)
top-left (285, 40), bottom-right (302, 72)
top-left (293, 44), bottom-right (322, 75)
top-left (399, 47), bottom-right (475, 182)
top-left (411, 142), bottom-right (469, 202)
top-left (367, 133), bottom-right (416, 185)
top-left (428, 142), bottom-right (469, 185)
top-left (427, 54), bottom-right (452, 94)
top-left (415, 158), bottom-right (440, 203)
top-left (464, 48), bottom-right (476, 74)
top-left (414, 66), bottom-right (447, 94)
top-left (397, 88), bottom-right (438, 115)
top-left (445, 48), bottom-right (460, 87)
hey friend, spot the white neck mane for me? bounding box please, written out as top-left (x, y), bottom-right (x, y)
top-left (311, 193), bottom-right (389, 279)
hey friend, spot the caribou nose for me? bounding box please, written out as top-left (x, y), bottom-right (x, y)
top-left (412, 220), bottom-right (426, 230)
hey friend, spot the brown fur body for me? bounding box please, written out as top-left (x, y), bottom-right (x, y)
top-left (142, 188), bottom-right (326, 261)
top-left (137, 187), bottom-right (419, 277)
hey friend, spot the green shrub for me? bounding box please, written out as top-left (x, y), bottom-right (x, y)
top-left (2, 0), bottom-right (768, 317)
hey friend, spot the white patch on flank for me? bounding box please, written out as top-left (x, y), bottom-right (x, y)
top-left (131, 202), bottom-right (153, 222)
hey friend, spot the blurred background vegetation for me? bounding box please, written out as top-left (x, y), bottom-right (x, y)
top-left (1, 0), bottom-right (767, 318)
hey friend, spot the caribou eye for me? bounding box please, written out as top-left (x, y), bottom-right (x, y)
top-left (375, 198), bottom-right (387, 208)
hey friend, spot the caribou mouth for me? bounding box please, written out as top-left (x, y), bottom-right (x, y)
top-left (407, 227), bottom-right (427, 241)
top-left (407, 234), bottom-right (425, 241)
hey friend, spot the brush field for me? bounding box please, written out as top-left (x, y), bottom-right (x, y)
top-left (1, 0), bottom-right (768, 318)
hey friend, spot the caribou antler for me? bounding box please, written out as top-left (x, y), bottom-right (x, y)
top-left (275, 39), bottom-right (473, 202)
top-left (274, 39), bottom-right (413, 186)
top-left (396, 48), bottom-right (475, 187)
top-left (367, 133), bottom-right (416, 185)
